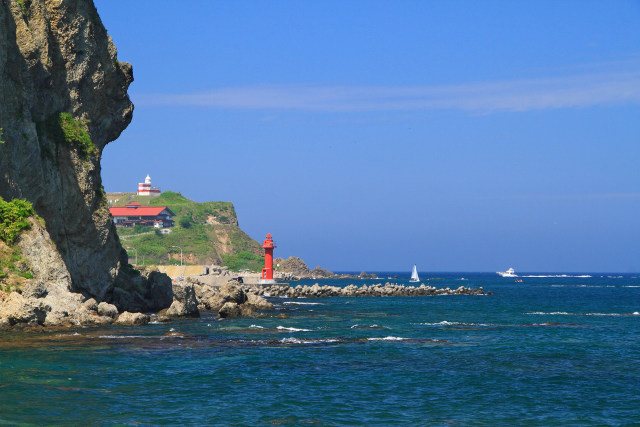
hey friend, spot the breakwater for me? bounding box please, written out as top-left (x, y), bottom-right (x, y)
top-left (244, 282), bottom-right (487, 298)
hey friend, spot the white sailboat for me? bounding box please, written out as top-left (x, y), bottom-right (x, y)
top-left (410, 264), bottom-right (420, 282)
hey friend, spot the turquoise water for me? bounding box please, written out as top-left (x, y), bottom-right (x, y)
top-left (1, 273), bottom-right (640, 425)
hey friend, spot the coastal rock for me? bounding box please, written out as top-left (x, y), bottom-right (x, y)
top-left (114, 311), bottom-right (150, 326)
top-left (0, 0), bottom-right (178, 327)
top-left (164, 282), bottom-right (199, 318)
top-left (218, 302), bottom-right (241, 318)
top-left (111, 287), bottom-right (146, 313)
top-left (274, 257), bottom-right (310, 278)
top-left (0, 0), bottom-right (133, 300)
top-left (22, 280), bottom-right (48, 299)
top-left (219, 282), bottom-right (248, 304)
top-left (246, 282), bottom-right (486, 298)
top-left (145, 271), bottom-right (174, 311)
top-left (0, 293), bottom-right (48, 326)
top-left (97, 302), bottom-right (118, 318)
top-left (83, 298), bottom-right (99, 312)
top-left (246, 293), bottom-right (273, 310)
top-left (309, 267), bottom-right (334, 278)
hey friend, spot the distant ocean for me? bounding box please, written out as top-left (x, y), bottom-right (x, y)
top-left (1, 272), bottom-right (639, 425)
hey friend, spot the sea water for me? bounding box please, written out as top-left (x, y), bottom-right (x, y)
top-left (1, 273), bottom-right (639, 425)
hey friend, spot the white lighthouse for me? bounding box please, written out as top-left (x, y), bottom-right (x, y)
top-left (137, 174), bottom-right (161, 196)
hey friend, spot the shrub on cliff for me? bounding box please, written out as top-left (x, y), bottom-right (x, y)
top-left (38, 112), bottom-right (97, 159)
top-left (0, 197), bottom-right (35, 245)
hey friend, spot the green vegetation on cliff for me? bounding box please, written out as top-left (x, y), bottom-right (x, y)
top-left (110, 192), bottom-right (263, 270)
top-left (0, 197), bottom-right (35, 289)
top-left (0, 197), bottom-right (35, 245)
top-left (36, 112), bottom-right (97, 160)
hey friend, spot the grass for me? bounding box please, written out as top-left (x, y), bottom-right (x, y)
top-left (221, 251), bottom-right (265, 272)
top-left (37, 112), bottom-right (97, 160)
top-left (0, 197), bottom-right (35, 245)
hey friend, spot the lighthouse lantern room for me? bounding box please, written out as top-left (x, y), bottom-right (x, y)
top-left (259, 233), bottom-right (277, 285)
top-left (137, 174), bottom-right (161, 196)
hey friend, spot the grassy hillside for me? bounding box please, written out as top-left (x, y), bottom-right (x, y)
top-left (110, 191), bottom-right (264, 271)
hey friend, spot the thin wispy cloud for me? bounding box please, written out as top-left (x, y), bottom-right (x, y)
top-left (134, 70), bottom-right (640, 113)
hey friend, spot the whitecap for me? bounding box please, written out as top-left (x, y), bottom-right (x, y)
top-left (276, 326), bottom-right (311, 332)
top-left (350, 324), bottom-right (384, 329)
top-left (526, 312), bottom-right (571, 315)
top-left (416, 321), bottom-right (488, 327)
top-left (249, 324), bottom-right (265, 329)
top-left (367, 336), bottom-right (406, 341)
top-left (282, 301), bottom-right (324, 305)
top-left (585, 313), bottom-right (622, 317)
top-left (280, 337), bottom-right (339, 344)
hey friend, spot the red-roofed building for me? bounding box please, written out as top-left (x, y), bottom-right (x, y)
top-left (110, 203), bottom-right (175, 228)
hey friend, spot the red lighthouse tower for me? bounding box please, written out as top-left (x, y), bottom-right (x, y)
top-left (260, 233), bottom-right (277, 284)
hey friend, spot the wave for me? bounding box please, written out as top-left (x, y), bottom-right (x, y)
top-left (367, 336), bottom-right (407, 341)
top-left (416, 321), bottom-right (489, 327)
top-left (527, 311), bottom-right (638, 317)
top-left (350, 324), bottom-right (386, 329)
top-left (279, 337), bottom-right (339, 344)
top-left (276, 326), bottom-right (312, 332)
top-left (249, 324), bottom-right (264, 329)
top-left (282, 301), bottom-right (325, 306)
top-left (527, 312), bottom-right (571, 315)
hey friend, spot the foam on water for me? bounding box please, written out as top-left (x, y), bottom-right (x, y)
top-left (276, 326), bottom-right (312, 332)
top-left (282, 301), bottom-right (324, 305)
top-left (367, 336), bottom-right (406, 341)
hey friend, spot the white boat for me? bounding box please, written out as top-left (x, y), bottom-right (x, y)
top-left (497, 267), bottom-right (516, 277)
top-left (410, 264), bottom-right (420, 282)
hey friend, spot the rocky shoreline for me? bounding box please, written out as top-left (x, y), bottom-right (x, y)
top-left (1, 276), bottom-right (489, 330)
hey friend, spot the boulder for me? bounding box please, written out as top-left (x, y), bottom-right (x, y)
top-left (111, 287), bottom-right (146, 313)
top-left (218, 302), bottom-right (241, 318)
top-left (114, 311), bottom-right (150, 325)
top-left (164, 282), bottom-right (199, 318)
top-left (146, 271), bottom-right (173, 310)
top-left (274, 256), bottom-right (311, 278)
top-left (97, 302), bottom-right (118, 318)
top-left (82, 298), bottom-right (98, 312)
top-left (309, 267), bottom-right (334, 278)
top-left (22, 280), bottom-right (48, 299)
top-left (218, 282), bottom-right (247, 304)
top-left (246, 293), bottom-right (274, 310)
top-left (0, 293), bottom-right (49, 326)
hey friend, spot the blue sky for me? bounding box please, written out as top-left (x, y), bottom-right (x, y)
top-left (95, 0), bottom-right (640, 272)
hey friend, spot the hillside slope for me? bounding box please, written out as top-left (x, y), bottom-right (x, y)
top-left (108, 191), bottom-right (264, 270)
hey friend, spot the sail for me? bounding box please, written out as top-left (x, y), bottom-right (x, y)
top-left (410, 264), bottom-right (420, 282)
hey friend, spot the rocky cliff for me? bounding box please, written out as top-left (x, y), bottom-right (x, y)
top-left (0, 0), bottom-right (170, 327)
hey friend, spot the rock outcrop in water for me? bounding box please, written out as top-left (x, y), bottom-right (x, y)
top-left (0, 0), bottom-right (173, 327)
top-left (244, 283), bottom-right (487, 298)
